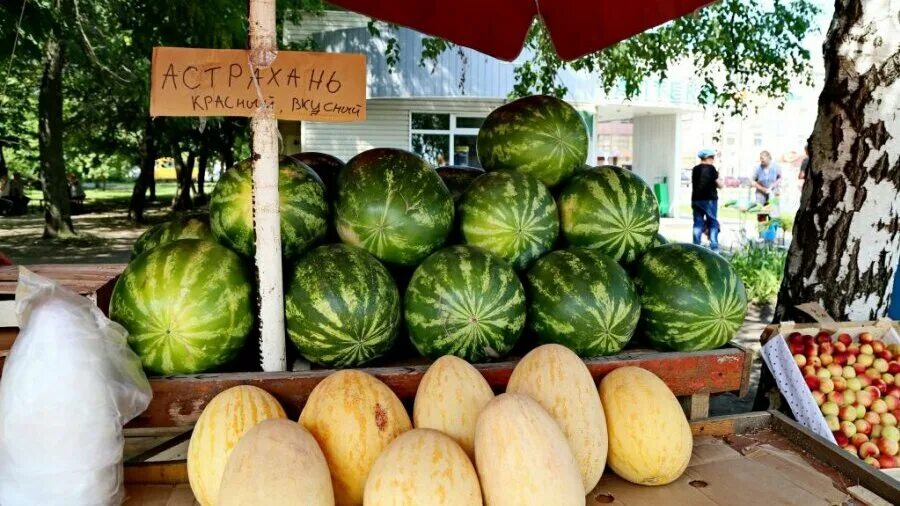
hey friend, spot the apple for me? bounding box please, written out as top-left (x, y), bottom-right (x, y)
top-left (882, 425), bottom-right (900, 442)
top-left (811, 390), bottom-right (826, 406)
top-left (805, 375), bottom-right (821, 391)
top-left (833, 431), bottom-right (849, 447)
top-left (851, 433), bottom-right (870, 447)
top-left (866, 410), bottom-right (882, 425)
top-left (866, 368), bottom-right (882, 380)
top-left (875, 358), bottom-right (890, 373)
top-left (828, 363), bottom-right (844, 378)
top-left (827, 391), bottom-right (845, 405)
top-left (839, 405), bottom-right (857, 422)
top-left (889, 386), bottom-right (900, 399)
top-left (805, 342), bottom-right (819, 357)
top-left (859, 375), bottom-right (873, 388)
top-left (838, 333), bottom-right (853, 346)
top-left (856, 419), bottom-right (873, 435)
top-left (840, 420), bottom-right (858, 437)
top-left (890, 362), bottom-right (900, 375)
top-left (864, 456), bottom-right (881, 468)
top-left (788, 331), bottom-right (803, 344)
top-left (895, 374), bottom-right (900, 387)
top-left (886, 395), bottom-right (899, 410)
top-left (818, 368), bottom-right (834, 380)
top-left (861, 344), bottom-right (875, 356)
top-left (843, 365), bottom-right (857, 378)
top-left (854, 402), bottom-right (867, 419)
top-left (859, 353), bottom-right (875, 367)
top-left (889, 344), bottom-right (900, 356)
top-left (854, 363), bottom-right (869, 375)
top-left (878, 437), bottom-right (900, 457)
top-left (789, 341), bottom-right (805, 355)
top-left (816, 331), bottom-right (833, 344)
top-left (802, 365), bottom-right (817, 377)
top-left (878, 454), bottom-right (898, 469)
top-left (882, 413), bottom-right (898, 427)
top-left (820, 353), bottom-right (834, 366)
top-left (873, 341), bottom-right (886, 354)
top-left (849, 343), bottom-right (862, 355)
top-left (873, 424), bottom-right (884, 438)
top-left (844, 390), bottom-right (857, 405)
top-left (844, 446), bottom-right (859, 457)
top-left (809, 356), bottom-right (822, 367)
top-left (832, 377), bottom-right (848, 392)
top-left (846, 353), bottom-right (857, 366)
top-left (879, 350), bottom-right (894, 361)
top-left (858, 390), bottom-right (875, 408)
top-left (821, 340), bottom-right (835, 355)
top-left (834, 342), bottom-right (849, 355)
top-left (865, 385), bottom-right (883, 399)
top-left (860, 332), bottom-right (875, 344)
top-left (884, 373), bottom-right (896, 385)
top-left (821, 401), bottom-right (840, 416)
top-left (860, 441), bottom-right (881, 458)
top-left (825, 415), bottom-right (840, 432)
top-left (819, 378), bottom-right (835, 394)
top-left (847, 377), bottom-right (863, 391)
top-left (873, 378), bottom-right (889, 395)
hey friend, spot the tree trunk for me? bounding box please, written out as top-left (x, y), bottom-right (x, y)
top-left (0, 143), bottom-right (8, 180)
top-left (220, 117), bottom-right (237, 171)
top-left (172, 151), bottom-right (195, 211)
top-left (196, 129), bottom-right (210, 202)
top-left (129, 117), bottom-right (157, 223)
top-left (775, 0), bottom-right (900, 322)
top-left (38, 34), bottom-right (75, 238)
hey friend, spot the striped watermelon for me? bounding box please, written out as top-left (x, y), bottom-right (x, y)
top-left (526, 248), bottom-right (640, 357)
top-left (110, 239), bottom-right (253, 375)
top-left (335, 148), bottom-right (454, 266)
top-left (634, 243), bottom-right (748, 351)
top-left (405, 245), bottom-right (526, 362)
top-left (285, 244), bottom-right (401, 367)
top-left (652, 233), bottom-right (669, 247)
top-left (477, 95), bottom-right (588, 188)
top-left (286, 151), bottom-right (345, 200)
top-left (131, 214), bottom-right (213, 259)
top-left (459, 170), bottom-right (558, 270)
top-left (559, 166), bottom-right (660, 264)
top-left (209, 157), bottom-right (328, 259)
top-left (437, 165), bottom-right (485, 202)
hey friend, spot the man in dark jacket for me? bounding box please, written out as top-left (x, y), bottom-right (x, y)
top-left (691, 149), bottom-right (724, 251)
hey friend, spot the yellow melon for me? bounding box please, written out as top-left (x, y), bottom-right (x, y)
top-left (413, 355), bottom-right (494, 459)
top-left (506, 344), bottom-right (607, 492)
top-left (474, 393), bottom-right (584, 506)
top-left (218, 419), bottom-right (334, 506)
top-left (187, 385), bottom-right (287, 506)
top-left (363, 428), bottom-right (482, 506)
top-left (299, 370), bottom-right (412, 506)
top-left (599, 366), bottom-right (692, 485)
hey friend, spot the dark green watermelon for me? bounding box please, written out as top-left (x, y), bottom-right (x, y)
top-left (286, 151), bottom-right (345, 199)
top-left (526, 248), bottom-right (640, 357)
top-left (335, 148), bottom-right (454, 266)
top-left (437, 165), bottom-right (485, 202)
top-left (634, 243), bottom-right (748, 351)
top-left (405, 245), bottom-right (526, 362)
top-left (110, 239), bottom-right (253, 375)
top-left (477, 95), bottom-right (588, 187)
top-left (208, 157), bottom-right (328, 259)
top-left (131, 214), bottom-right (213, 259)
top-left (459, 170), bottom-right (558, 270)
top-left (285, 244), bottom-right (401, 367)
top-left (559, 165), bottom-right (660, 264)
top-left (651, 233), bottom-right (669, 247)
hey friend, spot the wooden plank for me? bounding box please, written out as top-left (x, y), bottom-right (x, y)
top-left (127, 347), bottom-right (747, 428)
top-left (0, 327), bottom-right (16, 350)
top-left (733, 340), bottom-right (755, 398)
top-left (769, 410), bottom-right (900, 505)
top-left (125, 461), bottom-right (190, 485)
top-left (0, 264), bottom-right (125, 297)
top-left (680, 392), bottom-right (710, 420)
top-left (848, 485), bottom-right (893, 506)
top-left (126, 430), bottom-right (192, 464)
top-left (690, 411), bottom-right (772, 437)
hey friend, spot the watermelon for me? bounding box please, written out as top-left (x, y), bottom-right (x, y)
top-left (335, 148), bottom-right (454, 266)
top-left (285, 244), bottom-right (401, 367)
top-left (477, 95), bottom-right (588, 188)
top-left (405, 245), bottom-right (526, 362)
top-left (559, 166), bottom-right (660, 264)
top-left (437, 165), bottom-right (485, 203)
top-left (459, 170), bottom-right (558, 270)
top-left (131, 214), bottom-right (213, 259)
top-left (652, 233), bottom-right (669, 247)
top-left (634, 243), bottom-right (748, 351)
top-left (526, 248), bottom-right (640, 357)
top-left (286, 151), bottom-right (345, 200)
top-left (209, 157), bottom-right (328, 259)
top-left (110, 239), bottom-right (253, 375)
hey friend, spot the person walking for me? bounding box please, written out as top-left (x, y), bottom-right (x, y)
top-left (691, 149), bottom-right (723, 251)
top-left (752, 151), bottom-right (782, 205)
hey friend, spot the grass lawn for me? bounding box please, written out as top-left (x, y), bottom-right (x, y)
top-left (24, 182), bottom-right (178, 203)
top-left (676, 203), bottom-right (745, 221)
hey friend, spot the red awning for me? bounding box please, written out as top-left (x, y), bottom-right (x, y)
top-left (328, 0), bottom-right (713, 61)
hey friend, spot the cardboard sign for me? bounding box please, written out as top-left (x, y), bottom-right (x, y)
top-left (150, 47), bottom-right (366, 121)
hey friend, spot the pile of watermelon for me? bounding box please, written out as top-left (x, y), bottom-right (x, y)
top-left (111, 95), bottom-right (748, 375)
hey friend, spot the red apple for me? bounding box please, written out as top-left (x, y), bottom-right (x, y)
top-left (827, 391), bottom-right (845, 405)
top-left (839, 404), bottom-right (857, 421)
top-left (820, 341), bottom-right (835, 355)
top-left (833, 377), bottom-right (848, 392)
top-left (878, 454), bottom-right (898, 469)
top-left (873, 378), bottom-right (889, 395)
top-left (878, 437), bottom-right (900, 457)
top-left (860, 332), bottom-right (875, 344)
top-left (840, 420), bottom-right (858, 437)
top-left (860, 441), bottom-right (881, 458)
top-left (788, 331), bottom-right (803, 344)
top-left (833, 351), bottom-right (849, 365)
top-left (821, 401), bottom-right (840, 416)
top-left (855, 363), bottom-right (869, 375)
top-left (789, 341), bottom-right (805, 355)
top-left (882, 425), bottom-right (900, 442)
top-left (819, 378), bottom-right (836, 394)
top-left (847, 377), bottom-right (863, 392)
top-left (851, 433), bottom-right (870, 447)
top-left (856, 419), bottom-right (873, 435)
top-left (865, 456), bottom-right (881, 468)
top-left (859, 353), bottom-right (875, 367)
top-left (875, 358), bottom-right (890, 373)
top-left (838, 333), bottom-right (853, 346)
top-left (833, 431), bottom-right (849, 446)
top-left (825, 415), bottom-right (840, 431)
top-left (887, 395), bottom-right (899, 410)
top-left (858, 390), bottom-right (875, 408)
top-left (816, 331), bottom-right (833, 344)
top-left (834, 342), bottom-right (848, 354)
top-left (882, 413), bottom-right (898, 427)
top-left (859, 375), bottom-right (874, 388)
top-left (805, 342), bottom-right (819, 357)
top-left (846, 353), bottom-right (857, 366)
top-left (890, 362), bottom-right (900, 375)
top-left (844, 446), bottom-right (859, 457)
top-left (879, 350), bottom-right (894, 361)
top-left (866, 410), bottom-right (883, 425)
top-left (802, 365), bottom-right (817, 377)
top-left (805, 375), bottom-right (821, 391)
top-left (866, 368), bottom-right (882, 380)
top-left (812, 390), bottom-right (826, 406)
top-left (873, 341), bottom-right (886, 354)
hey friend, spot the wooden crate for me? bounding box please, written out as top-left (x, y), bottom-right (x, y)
top-left (123, 410), bottom-right (900, 505)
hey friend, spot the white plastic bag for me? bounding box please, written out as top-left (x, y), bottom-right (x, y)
top-left (0, 268), bottom-right (152, 505)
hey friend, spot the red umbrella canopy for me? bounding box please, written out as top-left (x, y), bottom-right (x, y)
top-left (328, 0), bottom-right (713, 61)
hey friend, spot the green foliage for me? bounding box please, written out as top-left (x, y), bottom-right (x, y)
top-left (728, 244), bottom-right (787, 304)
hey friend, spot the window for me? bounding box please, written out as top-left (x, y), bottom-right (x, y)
top-left (410, 113), bottom-right (485, 167)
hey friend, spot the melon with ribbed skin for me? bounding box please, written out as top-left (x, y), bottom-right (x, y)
top-left (335, 148), bottom-right (454, 266)
top-left (634, 243), bottom-right (748, 351)
top-left (364, 429), bottom-right (482, 506)
top-left (477, 95), bottom-right (588, 188)
top-left (413, 355), bottom-right (494, 459)
top-left (285, 244), bottom-right (400, 368)
top-left (209, 157), bottom-right (328, 259)
top-left (405, 245), bottom-right (526, 362)
top-left (474, 394), bottom-right (584, 506)
top-left (437, 165), bottom-right (485, 203)
top-left (110, 239), bottom-right (253, 375)
top-left (599, 367), bottom-right (692, 486)
top-left (131, 214), bottom-right (212, 258)
top-left (218, 419), bottom-right (334, 506)
top-left (559, 165), bottom-right (660, 263)
top-left (300, 370), bottom-right (412, 506)
top-left (459, 170), bottom-right (558, 270)
top-left (652, 233), bottom-right (669, 247)
top-left (287, 151), bottom-right (345, 199)
top-left (507, 344), bottom-right (608, 492)
top-left (187, 386), bottom-right (287, 506)
top-left (526, 248), bottom-right (640, 357)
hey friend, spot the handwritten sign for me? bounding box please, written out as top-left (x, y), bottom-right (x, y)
top-left (150, 47), bottom-right (366, 121)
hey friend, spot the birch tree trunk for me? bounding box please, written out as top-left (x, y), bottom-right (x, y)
top-left (776, 0), bottom-right (900, 321)
top-left (39, 33), bottom-right (75, 238)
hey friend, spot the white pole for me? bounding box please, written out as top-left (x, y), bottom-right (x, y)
top-left (249, 0), bottom-right (286, 372)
